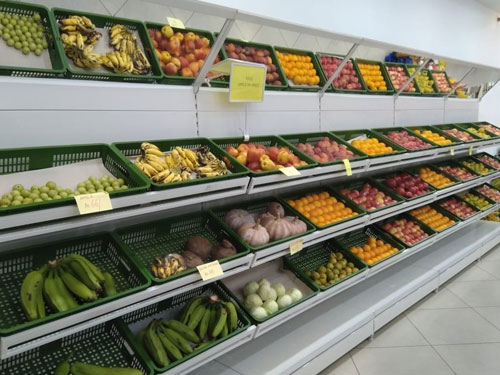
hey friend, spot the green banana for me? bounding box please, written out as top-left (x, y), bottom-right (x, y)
top-left (54, 360), bottom-right (70, 375)
top-left (208, 305), bottom-right (217, 338)
top-left (66, 259), bottom-right (102, 292)
top-left (224, 301), bottom-right (238, 333)
top-left (157, 328), bottom-right (183, 361)
top-left (43, 270), bottom-right (71, 313)
top-left (180, 296), bottom-right (204, 324)
top-left (144, 322), bottom-right (169, 367)
top-left (211, 304), bottom-right (228, 338)
top-left (194, 340), bottom-right (214, 351)
top-left (197, 306), bottom-right (211, 340)
top-left (137, 329), bottom-right (147, 345)
top-left (163, 328), bottom-right (193, 354)
top-left (220, 320), bottom-right (229, 338)
top-left (70, 362), bottom-right (142, 375)
top-left (187, 303), bottom-right (207, 330)
top-left (20, 269), bottom-right (44, 321)
top-left (68, 254), bottom-right (105, 283)
top-left (36, 281), bottom-right (46, 319)
top-left (53, 269), bottom-right (78, 309)
top-left (163, 319), bottom-right (200, 343)
top-left (60, 267), bottom-right (97, 302)
top-left (103, 272), bottom-right (117, 297)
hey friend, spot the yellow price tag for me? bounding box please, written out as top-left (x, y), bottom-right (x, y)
top-left (450, 148), bottom-right (455, 156)
top-left (343, 159), bottom-right (353, 176)
top-left (166, 17), bottom-right (185, 29)
top-left (229, 63), bottom-right (266, 102)
top-left (469, 145), bottom-right (474, 155)
top-left (197, 261), bottom-right (223, 281)
top-left (290, 239), bottom-right (304, 255)
top-left (279, 166), bottom-right (301, 176)
top-left (74, 192), bottom-right (112, 215)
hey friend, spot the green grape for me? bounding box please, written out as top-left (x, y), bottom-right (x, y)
top-left (0, 199), bottom-right (10, 206)
top-left (121, 185), bottom-right (128, 190)
top-left (53, 195), bottom-right (62, 200)
top-left (12, 36), bottom-right (19, 43)
top-left (7, 39), bottom-right (14, 47)
top-left (34, 198), bottom-right (43, 203)
top-left (6, 23), bottom-right (13, 30)
top-left (17, 20), bottom-right (24, 27)
top-left (46, 181), bottom-right (57, 189)
top-left (2, 32), bottom-right (10, 41)
top-left (73, 191), bottom-right (81, 196)
top-left (2, 193), bottom-right (12, 201)
top-left (116, 178), bottom-right (125, 186)
top-left (33, 13), bottom-right (41, 22)
top-left (39, 186), bottom-right (49, 193)
top-left (56, 187), bottom-right (64, 193)
top-left (60, 191), bottom-right (68, 198)
top-left (28, 193), bottom-right (39, 200)
top-left (12, 14), bottom-right (19, 21)
top-left (10, 19), bottom-right (16, 26)
top-left (97, 188), bottom-right (104, 192)
top-left (105, 186), bottom-right (114, 193)
top-left (1, 19), bottom-right (7, 26)
top-left (48, 190), bottom-right (57, 198)
top-left (22, 46), bottom-right (29, 55)
top-left (87, 188), bottom-right (96, 194)
top-left (21, 40), bottom-right (28, 48)
top-left (11, 201), bottom-right (21, 206)
top-left (23, 198), bottom-right (33, 204)
top-left (40, 193), bottom-right (49, 200)
top-left (14, 41), bottom-right (21, 50)
top-left (77, 187), bottom-right (87, 194)
top-left (20, 189), bottom-right (30, 198)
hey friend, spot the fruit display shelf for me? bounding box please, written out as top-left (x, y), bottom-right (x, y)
top-left (456, 122), bottom-right (500, 147)
top-left (315, 52), bottom-right (366, 94)
top-left (383, 62), bottom-right (421, 95)
top-left (432, 123), bottom-right (483, 143)
top-left (119, 283), bottom-right (252, 375)
top-left (474, 122), bottom-right (500, 137)
top-left (408, 164), bottom-right (463, 198)
top-left (51, 8), bottom-right (162, 83)
top-left (372, 127), bottom-right (438, 157)
top-left (373, 170), bottom-right (436, 206)
top-left (0, 1), bottom-right (66, 79)
top-left (407, 125), bottom-right (466, 154)
top-left (471, 152), bottom-right (500, 170)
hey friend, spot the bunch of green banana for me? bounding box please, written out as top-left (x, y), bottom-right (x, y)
top-left (150, 253), bottom-right (185, 279)
top-left (109, 24), bottom-right (151, 75)
top-left (20, 254), bottom-right (117, 321)
top-left (55, 360), bottom-right (142, 375)
top-left (102, 51), bottom-right (134, 74)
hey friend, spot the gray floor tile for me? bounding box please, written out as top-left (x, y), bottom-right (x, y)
top-left (447, 280), bottom-right (500, 307)
top-left (411, 288), bottom-right (468, 310)
top-left (483, 244), bottom-right (500, 261)
top-left (452, 264), bottom-right (497, 282)
top-left (434, 343), bottom-right (500, 375)
top-left (188, 360), bottom-right (240, 375)
top-left (476, 259), bottom-right (500, 279)
top-left (406, 308), bottom-right (500, 345)
top-left (352, 346), bottom-right (454, 375)
top-left (474, 306), bottom-right (500, 330)
top-left (362, 315), bottom-right (428, 348)
top-left (320, 354), bottom-right (359, 375)
top-left (99, 0), bottom-right (127, 15)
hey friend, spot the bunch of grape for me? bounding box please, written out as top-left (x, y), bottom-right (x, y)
top-left (0, 12), bottom-right (48, 56)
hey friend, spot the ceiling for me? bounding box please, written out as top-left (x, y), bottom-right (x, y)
top-left (476, 0), bottom-right (500, 12)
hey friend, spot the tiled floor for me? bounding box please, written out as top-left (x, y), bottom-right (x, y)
top-left (321, 244), bottom-right (500, 375)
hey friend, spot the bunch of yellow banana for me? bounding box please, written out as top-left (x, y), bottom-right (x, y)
top-left (151, 253), bottom-right (185, 279)
top-left (483, 211), bottom-right (500, 222)
top-left (102, 51), bottom-right (134, 74)
top-left (109, 24), bottom-right (152, 75)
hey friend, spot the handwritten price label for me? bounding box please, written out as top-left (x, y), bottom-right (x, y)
top-left (229, 63), bottom-right (266, 102)
top-left (197, 261), bottom-right (223, 281)
top-left (167, 17), bottom-right (185, 29)
top-left (343, 159), bottom-right (353, 176)
top-left (450, 148), bottom-right (455, 156)
top-left (469, 145), bottom-right (474, 155)
top-left (75, 192), bottom-right (112, 215)
top-left (289, 239), bottom-right (304, 255)
top-left (280, 166), bottom-right (301, 177)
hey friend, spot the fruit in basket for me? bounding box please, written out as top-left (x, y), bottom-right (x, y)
top-left (224, 42), bottom-right (282, 85)
top-left (463, 193), bottom-right (491, 210)
top-left (383, 172), bottom-right (431, 199)
top-left (476, 185), bottom-right (500, 202)
top-left (413, 129), bottom-right (453, 145)
top-left (418, 167), bottom-right (454, 189)
top-left (382, 218), bottom-right (429, 245)
top-left (358, 63), bottom-right (387, 91)
top-left (340, 182), bottom-right (396, 211)
top-left (0, 12), bottom-right (48, 56)
top-left (134, 142), bottom-right (228, 184)
top-left (385, 130), bottom-right (432, 150)
top-left (461, 160), bottom-right (492, 175)
top-left (225, 143), bottom-right (307, 171)
top-left (108, 24), bottom-right (151, 75)
top-left (184, 236), bottom-right (212, 259)
top-left (211, 239), bottom-right (237, 260)
top-left (305, 251), bottom-right (360, 286)
top-left (224, 209), bottom-right (255, 230)
top-left (439, 164), bottom-right (476, 181)
top-left (443, 128), bottom-right (474, 141)
top-left (477, 154), bottom-right (500, 169)
top-left (351, 137), bottom-right (394, 155)
top-left (70, 362), bottom-right (142, 375)
top-left (267, 202), bottom-right (285, 217)
top-left (387, 65), bottom-right (416, 92)
top-left (483, 210), bottom-right (500, 222)
top-left (349, 236), bottom-right (399, 265)
top-left (74, 175), bottom-right (128, 195)
top-left (287, 191), bottom-right (358, 227)
top-left (296, 137), bottom-right (357, 163)
top-left (261, 214), bottom-right (293, 241)
top-left (432, 72), bottom-right (452, 93)
top-left (181, 251), bottom-right (204, 268)
top-left (407, 67), bottom-right (435, 93)
top-left (479, 123), bottom-right (500, 136)
top-left (151, 253), bottom-right (186, 279)
top-left (276, 51), bottom-right (320, 86)
top-left (318, 56), bottom-right (362, 90)
top-left (410, 205), bottom-right (455, 231)
top-left (466, 127), bottom-right (491, 139)
top-left (439, 197), bottom-right (476, 219)
top-left (237, 220), bottom-right (270, 246)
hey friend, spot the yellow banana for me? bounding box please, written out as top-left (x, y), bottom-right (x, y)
top-left (165, 154), bottom-right (176, 169)
top-left (145, 148), bottom-right (166, 158)
top-left (163, 172), bottom-right (176, 184)
top-left (175, 147), bottom-right (186, 158)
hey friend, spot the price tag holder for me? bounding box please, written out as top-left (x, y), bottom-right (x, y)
top-left (75, 192), bottom-right (112, 215)
top-left (289, 239), bottom-right (304, 255)
top-left (197, 261), bottom-right (223, 281)
top-left (279, 166), bottom-right (301, 177)
top-left (469, 145), bottom-right (474, 155)
top-left (450, 148), bottom-right (455, 156)
top-left (343, 159), bottom-right (353, 176)
top-left (167, 17), bottom-right (185, 29)
top-left (229, 63), bottom-right (266, 102)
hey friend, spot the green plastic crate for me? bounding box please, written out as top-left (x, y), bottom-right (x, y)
top-left (373, 170), bottom-right (436, 202)
top-left (408, 203), bottom-right (462, 232)
top-left (475, 122), bottom-right (500, 137)
top-left (0, 320), bottom-right (152, 375)
top-left (407, 125), bottom-right (464, 146)
top-left (273, 46), bottom-right (326, 92)
top-left (431, 124), bottom-right (482, 143)
top-left (436, 195), bottom-right (480, 220)
top-left (407, 164), bottom-right (460, 190)
top-left (354, 58), bottom-right (394, 95)
top-left (472, 152), bottom-right (500, 170)
top-left (406, 65), bottom-right (440, 96)
top-left (51, 8), bottom-right (162, 83)
top-left (457, 189), bottom-right (496, 211)
top-left (210, 36), bottom-right (288, 90)
top-left (331, 129), bottom-right (407, 159)
top-left (112, 137), bottom-right (248, 191)
top-left (144, 22), bottom-right (226, 86)
top-left (456, 123), bottom-right (500, 141)
top-left (209, 198), bottom-right (315, 252)
top-left (279, 131), bottom-right (367, 166)
top-left (280, 187), bottom-right (367, 230)
top-left (455, 156), bottom-right (496, 176)
top-left (0, 143), bottom-right (149, 216)
top-left (372, 127), bottom-right (438, 152)
top-left (284, 240), bottom-right (367, 290)
top-left (375, 213), bottom-right (436, 248)
top-left (0, 233), bottom-right (150, 336)
top-left (384, 62), bottom-right (421, 95)
top-left (335, 225), bottom-right (406, 267)
top-left (210, 135), bottom-right (317, 177)
top-left (434, 160), bottom-right (480, 182)
top-left (119, 282), bottom-right (251, 374)
top-left (113, 212), bottom-right (250, 285)
top-left (315, 52), bottom-right (367, 94)
top-left (332, 177), bottom-right (404, 214)
top-left (473, 183), bottom-right (500, 203)
top-left (0, 1), bottom-right (66, 78)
